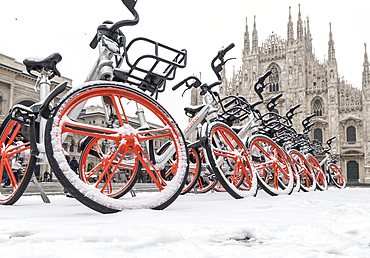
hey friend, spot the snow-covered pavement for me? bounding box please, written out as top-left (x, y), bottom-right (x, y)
top-left (1, 187), bottom-right (369, 258)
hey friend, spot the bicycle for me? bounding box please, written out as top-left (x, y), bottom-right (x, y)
top-left (223, 72), bottom-right (295, 196)
top-left (0, 0), bottom-right (189, 213)
top-left (257, 94), bottom-right (316, 193)
top-left (291, 114), bottom-right (328, 191)
top-left (310, 137), bottom-right (346, 189)
top-left (170, 43), bottom-right (259, 198)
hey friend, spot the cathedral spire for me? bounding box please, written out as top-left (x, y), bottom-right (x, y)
top-left (328, 23), bottom-right (336, 63)
top-left (363, 43), bottom-right (370, 88)
top-left (297, 4), bottom-right (303, 42)
top-left (244, 17), bottom-right (250, 55)
top-left (306, 16), bottom-right (312, 53)
top-left (287, 6), bottom-right (294, 45)
top-left (252, 15), bottom-right (258, 54)
top-left (220, 61), bottom-right (227, 96)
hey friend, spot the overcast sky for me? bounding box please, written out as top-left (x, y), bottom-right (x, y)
top-left (1, 0), bottom-right (369, 127)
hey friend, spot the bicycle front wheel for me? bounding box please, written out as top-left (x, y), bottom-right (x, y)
top-left (328, 163), bottom-right (346, 189)
top-left (289, 150), bottom-right (316, 192)
top-left (248, 134), bottom-right (294, 196)
top-left (203, 122), bottom-right (258, 198)
top-left (45, 82), bottom-right (188, 213)
top-left (0, 115), bottom-right (35, 205)
top-left (306, 154), bottom-right (327, 191)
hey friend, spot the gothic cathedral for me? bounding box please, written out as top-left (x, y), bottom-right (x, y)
top-left (192, 5), bottom-right (370, 184)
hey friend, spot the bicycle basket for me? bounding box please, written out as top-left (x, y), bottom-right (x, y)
top-left (113, 37), bottom-right (187, 98)
top-left (330, 154), bottom-right (341, 163)
top-left (217, 96), bottom-right (251, 126)
top-left (309, 139), bottom-right (324, 155)
top-left (259, 112), bottom-right (293, 137)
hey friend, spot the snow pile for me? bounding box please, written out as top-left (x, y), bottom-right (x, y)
top-left (0, 187), bottom-right (369, 257)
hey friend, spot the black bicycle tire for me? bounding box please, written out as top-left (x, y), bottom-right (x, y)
top-left (181, 146), bottom-right (201, 194)
top-left (288, 149), bottom-right (315, 192)
top-left (248, 134), bottom-right (294, 196)
top-left (45, 82), bottom-right (188, 213)
top-left (203, 122), bottom-right (258, 199)
top-left (328, 163), bottom-right (346, 189)
top-left (0, 115), bottom-right (36, 205)
top-left (306, 153), bottom-right (327, 191)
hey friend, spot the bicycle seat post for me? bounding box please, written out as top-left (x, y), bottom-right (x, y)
top-left (37, 69), bottom-right (52, 160)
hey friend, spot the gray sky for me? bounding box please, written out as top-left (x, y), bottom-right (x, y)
top-left (1, 0), bottom-right (369, 127)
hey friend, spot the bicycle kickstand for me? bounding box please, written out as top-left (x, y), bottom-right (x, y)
top-left (30, 172), bottom-right (51, 203)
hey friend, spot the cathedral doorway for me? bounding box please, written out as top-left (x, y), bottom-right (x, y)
top-left (347, 161), bottom-right (359, 183)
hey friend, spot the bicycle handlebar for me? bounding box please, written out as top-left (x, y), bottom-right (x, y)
top-left (302, 112), bottom-right (315, 129)
top-left (211, 43), bottom-right (235, 81)
top-left (90, 0), bottom-right (139, 49)
top-left (254, 70), bottom-right (272, 100)
top-left (172, 76), bottom-right (201, 91)
top-left (267, 93), bottom-right (283, 112)
top-left (286, 104), bottom-right (300, 123)
top-left (110, 0), bottom-right (139, 32)
top-left (172, 43), bottom-right (235, 94)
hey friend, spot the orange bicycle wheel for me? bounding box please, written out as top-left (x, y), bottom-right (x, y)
top-left (45, 82), bottom-right (188, 213)
top-left (0, 115), bottom-right (35, 205)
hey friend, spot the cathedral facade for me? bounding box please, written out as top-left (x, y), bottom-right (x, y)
top-left (192, 5), bottom-right (370, 184)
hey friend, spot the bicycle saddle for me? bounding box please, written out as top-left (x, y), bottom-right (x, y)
top-left (184, 105), bottom-right (204, 118)
top-left (23, 53), bottom-right (62, 78)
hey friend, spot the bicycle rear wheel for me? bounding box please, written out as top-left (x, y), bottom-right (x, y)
top-left (285, 154), bottom-right (301, 193)
top-left (203, 122), bottom-right (258, 198)
top-left (289, 150), bottom-right (315, 192)
top-left (306, 153), bottom-right (327, 191)
top-left (0, 115), bottom-right (35, 205)
top-left (248, 134), bottom-right (294, 196)
top-left (45, 82), bottom-right (188, 213)
top-left (156, 141), bottom-right (201, 195)
top-left (328, 163), bottom-right (346, 189)
top-left (181, 147), bottom-right (201, 194)
top-left (78, 136), bottom-right (139, 198)
top-left (191, 150), bottom-right (218, 193)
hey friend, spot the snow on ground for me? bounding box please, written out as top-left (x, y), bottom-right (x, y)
top-left (0, 187), bottom-right (369, 258)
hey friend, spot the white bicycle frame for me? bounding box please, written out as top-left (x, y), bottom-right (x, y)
top-left (34, 35), bottom-right (185, 175)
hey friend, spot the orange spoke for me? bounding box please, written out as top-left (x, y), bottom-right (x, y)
top-left (252, 142), bottom-right (273, 161)
top-left (86, 163), bottom-right (103, 180)
top-left (62, 119), bottom-right (119, 141)
top-left (134, 145), bottom-right (165, 190)
top-left (212, 147), bottom-right (237, 160)
top-left (216, 130), bottom-right (235, 152)
top-left (136, 128), bottom-right (174, 142)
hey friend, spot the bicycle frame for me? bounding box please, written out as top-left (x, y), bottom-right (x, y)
top-left (319, 152), bottom-right (336, 184)
top-left (159, 91), bottom-right (219, 165)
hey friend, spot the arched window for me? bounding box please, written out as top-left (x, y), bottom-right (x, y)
top-left (347, 126), bottom-right (356, 142)
top-left (347, 161), bottom-right (359, 183)
top-left (269, 66), bottom-right (280, 92)
top-left (314, 128), bottom-right (323, 143)
top-left (70, 140), bottom-right (75, 152)
top-left (313, 99), bottom-right (323, 116)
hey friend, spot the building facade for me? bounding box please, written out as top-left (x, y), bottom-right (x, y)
top-left (191, 5), bottom-right (370, 184)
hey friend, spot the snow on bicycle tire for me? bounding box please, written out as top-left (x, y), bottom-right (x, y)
top-left (45, 81), bottom-right (188, 214)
